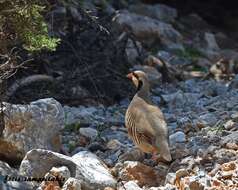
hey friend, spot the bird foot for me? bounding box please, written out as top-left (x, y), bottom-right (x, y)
top-left (151, 152), bottom-right (172, 165)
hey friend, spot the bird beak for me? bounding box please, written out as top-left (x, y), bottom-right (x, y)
top-left (127, 72), bottom-right (133, 80)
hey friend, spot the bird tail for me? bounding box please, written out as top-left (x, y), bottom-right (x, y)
top-left (158, 138), bottom-right (172, 162)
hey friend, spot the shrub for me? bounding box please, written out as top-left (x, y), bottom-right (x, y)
top-left (0, 0), bottom-right (60, 52)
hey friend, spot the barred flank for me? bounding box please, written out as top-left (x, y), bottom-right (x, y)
top-left (126, 110), bottom-right (140, 145)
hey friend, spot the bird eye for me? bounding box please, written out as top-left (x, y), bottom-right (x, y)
top-left (132, 72), bottom-right (139, 79)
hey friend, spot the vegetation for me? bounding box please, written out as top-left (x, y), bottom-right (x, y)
top-left (175, 46), bottom-right (203, 61)
top-left (0, 0), bottom-right (60, 53)
top-left (64, 123), bottom-right (81, 132)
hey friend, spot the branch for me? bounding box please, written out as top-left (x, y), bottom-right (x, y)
top-left (4, 74), bottom-right (54, 101)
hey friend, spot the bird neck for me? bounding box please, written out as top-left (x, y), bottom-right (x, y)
top-left (136, 81), bottom-right (151, 101)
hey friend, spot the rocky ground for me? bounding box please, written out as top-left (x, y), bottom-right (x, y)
top-left (1, 0), bottom-right (238, 190)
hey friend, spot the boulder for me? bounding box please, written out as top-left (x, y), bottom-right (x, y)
top-left (118, 181), bottom-right (143, 190)
top-left (129, 3), bottom-right (177, 23)
top-left (71, 151), bottom-right (117, 189)
top-left (199, 32), bottom-right (220, 60)
top-left (204, 32), bottom-right (220, 52)
top-left (197, 113), bottom-right (218, 127)
top-left (64, 105), bottom-right (100, 126)
top-left (62, 177), bottom-right (82, 190)
top-left (79, 127), bottom-right (98, 140)
top-left (118, 148), bottom-right (145, 162)
top-left (126, 38), bottom-right (143, 65)
top-left (0, 160), bottom-right (18, 176)
top-left (64, 105), bottom-right (125, 127)
top-left (162, 91), bottom-right (201, 109)
top-left (149, 184), bottom-right (178, 190)
top-left (220, 131), bottom-right (238, 147)
top-left (1, 98), bottom-right (64, 162)
top-left (0, 160), bottom-right (33, 190)
top-left (165, 172), bottom-right (176, 185)
top-left (229, 74), bottom-right (238, 89)
top-left (19, 149), bottom-right (117, 190)
top-left (114, 11), bottom-right (182, 49)
top-left (169, 131), bottom-right (186, 145)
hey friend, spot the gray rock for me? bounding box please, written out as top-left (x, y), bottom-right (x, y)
top-left (19, 149), bottom-right (75, 177)
top-left (118, 148), bottom-right (144, 162)
top-left (88, 142), bottom-right (106, 152)
top-left (104, 3), bottom-right (116, 16)
top-left (64, 105), bottom-right (125, 127)
top-left (70, 85), bottom-right (90, 99)
top-left (114, 11), bottom-right (182, 49)
top-left (2, 98), bottom-right (64, 161)
top-left (64, 106), bottom-right (101, 126)
top-left (19, 149), bottom-right (116, 190)
top-left (69, 6), bottom-right (82, 22)
top-left (118, 181), bottom-right (142, 190)
top-left (0, 161), bottom-right (34, 190)
top-left (101, 127), bottom-right (132, 144)
top-left (165, 172), bottom-right (176, 184)
top-left (197, 80), bottom-right (228, 97)
top-left (79, 127), bottom-right (98, 139)
top-left (215, 32), bottom-right (237, 49)
top-left (199, 32), bottom-right (220, 60)
top-left (71, 147), bottom-right (88, 155)
top-left (169, 131), bottom-right (186, 144)
top-left (157, 51), bottom-right (172, 62)
top-left (220, 131), bottom-right (238, 146)
top-left (231, 112), bottom-right (238, 121)
top-left (162, 91), bottom-right (201, 109)
top-left (106, 139), bottom-right (125, 150)
top-left (223, 120), bottom-right (236, 130)
top-left (62, 177), bottom-right (82, 190)
top-left (149, 184), bottom-right (178, 190)
top-left (0, 161), bottom-right (18, 176)
top-left (72, 151), bottom-right (116, 189)
top-left (162, 91), bottom-right (185, 107)
top-left (229, 74), bottom-right (238, 89)
top-left (179, 13), bottom-right (209, 31)
top-left (50, 6), bottom-right (67, 19)
top-left (129, 3), bottom-right (177, 23)
top-left (81, 0), bottom-right (97, 16)
top-left (196, 58), bottom-right (212, 68)
top-left (214, 148), bottom-right (237, 164)
top-left (204, 32), bottom-right (220, 51)
top-left (157, 51), bottom-right (191, 66)
top-left (198, 113), bottom-right (218, 127)
top-left (104, 108), bottom-right (125, 126)
top-left (126, 38), bottom-right (143, 65)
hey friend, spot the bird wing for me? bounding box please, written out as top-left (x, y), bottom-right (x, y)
top-left (129, 99), bottom-right (156, 136)
top-left (146, 104), bottom-right (172, 162)
top-left (130, 97), bottom-right (166, 136)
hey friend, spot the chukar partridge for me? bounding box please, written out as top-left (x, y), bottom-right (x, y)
top-left (125, 70), bottom-right (172, 162)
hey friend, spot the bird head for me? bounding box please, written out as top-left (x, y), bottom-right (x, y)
top-left (127, 70), bottom-right (149, 91)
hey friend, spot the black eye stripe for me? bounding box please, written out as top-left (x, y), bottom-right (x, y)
top-left (136, 80), bottom-right (143, 92)
top-left (132, 72), bottom-right (139, 79)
